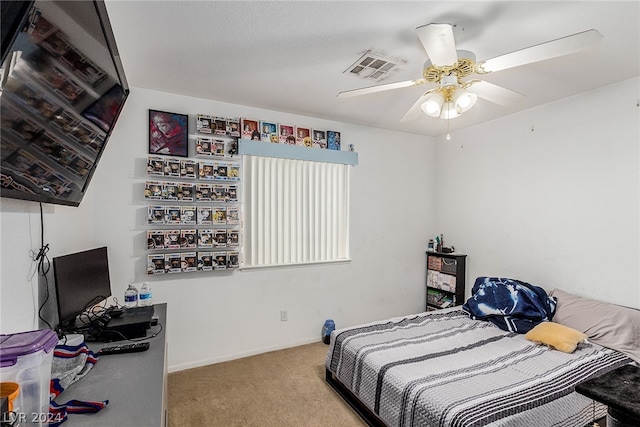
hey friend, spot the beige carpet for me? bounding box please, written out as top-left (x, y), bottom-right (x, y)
top-left (168, 342), bottom-right (366, 427)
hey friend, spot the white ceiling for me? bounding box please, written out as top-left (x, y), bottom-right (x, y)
top-left (103, 1), bottom-right (640, 138)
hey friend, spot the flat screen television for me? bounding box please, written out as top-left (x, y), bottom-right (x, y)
top-left (53, 246), bottom-right (112, 331)
top-left (1, 0), bottom-right (129, 206)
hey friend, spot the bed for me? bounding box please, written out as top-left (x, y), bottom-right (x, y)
top-left (325, 285), bottom-right (640, 427)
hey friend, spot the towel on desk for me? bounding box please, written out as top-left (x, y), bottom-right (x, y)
top-left (49, 343), bottom-right (108, 426)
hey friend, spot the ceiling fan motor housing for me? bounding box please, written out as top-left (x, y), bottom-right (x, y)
top-left (423, 50), bottom-right (478, 84)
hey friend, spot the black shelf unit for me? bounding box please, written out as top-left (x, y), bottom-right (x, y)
top-left (426, 252), bottom-right (466, 311)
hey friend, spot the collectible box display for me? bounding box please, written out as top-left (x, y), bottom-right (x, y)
top-left (142, 110), bottom-right (352, 274)
top-left (212, 139), bottom-right (226, 156)
top-left (198, 251), bottom-right (214, 271)
top-left (163, 182), bottom-right (178, 200)
top-left (165, 206), bottom-right (181, 224)
top-left (147, 156), bottom-right (165, 176)
top-left (165, 253), bottom-right (182, 273)
top-left (178, 182), bottom-right (194, 201)
top-left (164, 230), bottom-right (180, 249)
top-left (213, 117), bottom-right (227, 135)
top-left (182, 252), bottom-right (198, 272)
top-left (227, 185), bottom-right (238, 202)
top-left (197, 206), bottom-right (212, 224)
top-left (260, 121), bottom-right (278, 143)
top-left (213, 184), bottom-right (226, 201)
top-left (227, 206), bottom-right (240, 224)
top-left (166, 158), bottom-right (180, 177)
top-left (196, 114), bottom-right (213, 133)
top-left (214, 252), bottom-right (227, 270)
top-left (147, 230), bottom-right (165, 250)
top-left (180, 158), bottom-right (198, 178)
top-left (227, 229), bottom-right (240, 247)
top-left (181, 229), bottom-right (197, 249)
top-left (227, 163), bottom-right (240, 180)
top-left (227, 118), bottom-right (240, 137)
top-left (213, 206), bottom-right (227, 224)
top-left (196, 137), bottom-right (213, 155)
top-left (148, 254), bottom-right (166, 274)
top-left (295, 126), bottom-right (311, 146)
top-left (327, 130), bottom-right (341, 150)
top-left (144, 181), bottom-right (163, 200)
top-left (227, 251), bottom-right (240, 269)
top-left (213, 229), bottom-right (227, 247)
top-left (198, 229), bottom-right (214, 248)
top-left (147, 206), bottom-right (165, 224)
top-left (312, 129), bottom-right (327, 148)
top-left (196, 183), bottom-right (212, 201)
top-left (279, 124), bottom-right (295, 144)
top-left (180, 206), bottom-right (196, 224)
top-left (198, 160), bottom-right (216, 179)
top-left (241, 118), bottom-right (260, 140)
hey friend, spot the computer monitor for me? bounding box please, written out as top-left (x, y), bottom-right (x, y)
top-left (53, 246), bottom-right (112, 330)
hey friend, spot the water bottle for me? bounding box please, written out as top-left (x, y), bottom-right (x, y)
top-left (124, 284), bottom-right (138, 308)
top-left (139, 282), bottom-right (153, 307)
top-left (322, 319), bottom-right (335, 345)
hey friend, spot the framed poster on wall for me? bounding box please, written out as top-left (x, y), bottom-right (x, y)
top-left (149, 109), bottom-right (188, 157)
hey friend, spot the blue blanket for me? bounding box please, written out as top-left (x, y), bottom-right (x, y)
top-left (462, 277), bottom-right (556, 333)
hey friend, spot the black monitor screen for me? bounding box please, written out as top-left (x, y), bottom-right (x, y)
top-left (53, 246), bottom-right (112, 329)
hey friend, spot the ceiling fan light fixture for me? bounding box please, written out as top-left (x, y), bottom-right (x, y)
top-left (421, 92), bottom-right (445, 117)
top-left (440, 102), bottom-right (460, 120)
top-left (452, 88), bottom-right (477, 113)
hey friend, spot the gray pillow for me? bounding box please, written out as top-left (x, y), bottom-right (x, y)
top-left (550, 289), bottom-right (640, 363)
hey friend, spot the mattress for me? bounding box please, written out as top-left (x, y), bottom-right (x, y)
top-left (325, 308), bottom-right (632, 427)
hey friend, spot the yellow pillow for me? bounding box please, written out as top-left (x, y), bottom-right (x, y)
top-left (525, 321), bottom-right (587, 353)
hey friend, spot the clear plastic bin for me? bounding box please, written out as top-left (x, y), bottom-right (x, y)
top-left (0, 329), bottom-right (58, 426)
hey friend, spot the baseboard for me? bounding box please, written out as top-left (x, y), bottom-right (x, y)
top-left (167, 336), bottom-right (323, 373)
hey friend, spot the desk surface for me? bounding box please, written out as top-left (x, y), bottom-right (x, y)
top-left (575, 364), bottom-right (640, 420)
top-left (60, 303), bottom-right (167, 426)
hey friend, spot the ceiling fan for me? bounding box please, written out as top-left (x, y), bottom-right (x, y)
top-left (338, 24), bottom-right (603, 122)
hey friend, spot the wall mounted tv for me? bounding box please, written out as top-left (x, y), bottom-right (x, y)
top-left (0, 0), bottom-right (129, 206)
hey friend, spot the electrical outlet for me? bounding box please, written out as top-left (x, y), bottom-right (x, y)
top-left (280, 310), bottom-right (288, 321)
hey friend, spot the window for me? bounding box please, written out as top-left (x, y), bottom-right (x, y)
top-left (243, 155), bottom-right (350, 267)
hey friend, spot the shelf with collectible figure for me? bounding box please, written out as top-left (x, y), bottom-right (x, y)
top-left (143, 112), bottom-right (243, 275)
top-left (142, 110), bottom-right (348, 274)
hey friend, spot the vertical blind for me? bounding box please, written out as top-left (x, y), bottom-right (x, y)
top-left (243, 155), bottom-right (350, 267)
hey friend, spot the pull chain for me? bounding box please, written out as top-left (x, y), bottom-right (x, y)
top-left (446, 116), bottom-right (451, 140)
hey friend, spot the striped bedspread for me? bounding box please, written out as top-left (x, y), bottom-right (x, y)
top-left (325, 309), bottom-right (632, 427)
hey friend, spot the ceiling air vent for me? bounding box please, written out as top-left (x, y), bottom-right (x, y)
top-left (344, 51), bottom-right (403, 81)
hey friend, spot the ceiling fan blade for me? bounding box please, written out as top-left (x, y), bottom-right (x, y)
top-left (466, 80), bottom-right (525, 106)
top-left (415, 23), bottom-right (458, 66)
top-left (400, 90), bottom-right (437, 122)
top-left (337, 79), bottom-right (426, 98)
top-left (481, 29), bottom-right (603, 73)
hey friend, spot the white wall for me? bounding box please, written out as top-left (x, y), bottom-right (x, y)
top-left (2, 79), bottom-right (638, 372)
top-left (435, 77), bottom-right (640, 308)
top-left (0, 88), bottom-right (437, 371)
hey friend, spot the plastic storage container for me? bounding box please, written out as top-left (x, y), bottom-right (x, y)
top-left (0, 329), bottom-right (58, 425)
